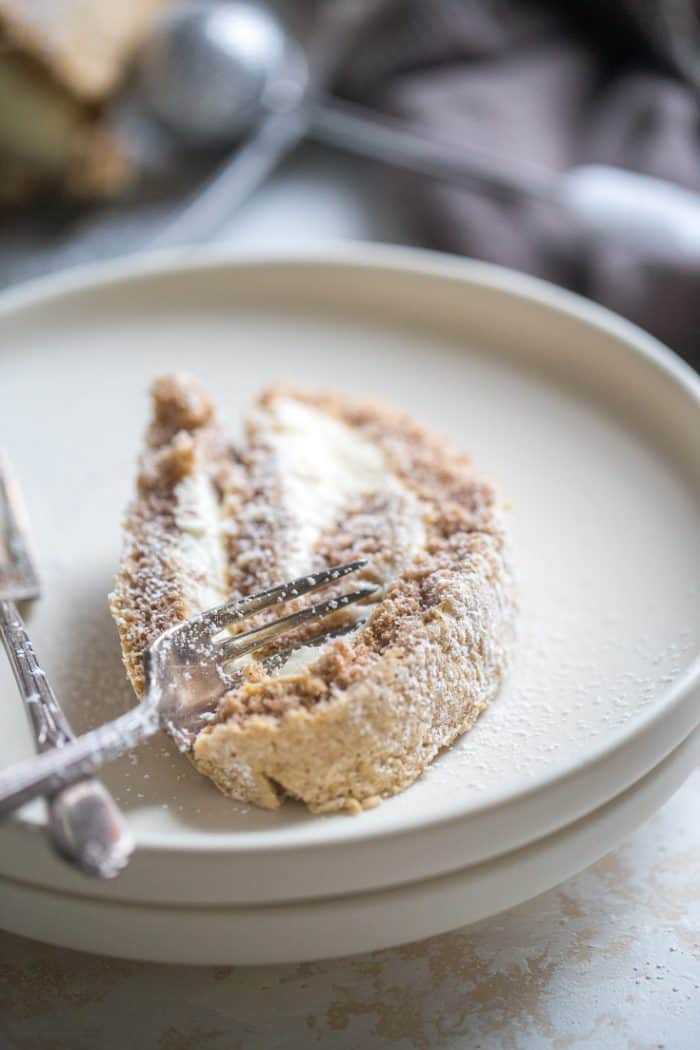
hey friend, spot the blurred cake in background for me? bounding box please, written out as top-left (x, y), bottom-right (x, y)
top-left (0, 0), bottom-right (170, 204)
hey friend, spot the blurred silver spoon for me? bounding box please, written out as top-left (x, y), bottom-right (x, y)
top-left (140, 1), bottom-right (700, 256)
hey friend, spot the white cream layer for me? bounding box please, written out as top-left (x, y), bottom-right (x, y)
top-left (261, 398), bottom-right (426, 678)
top-left (173, 398), bottom-right (427, 681)
top-left (176, 471), bottom-right (230, 613)
top-left (265, 399), bottom-right (400, 578)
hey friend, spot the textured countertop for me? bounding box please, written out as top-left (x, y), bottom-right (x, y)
top-left (1, 771), bottom-right (698, 1049)
top-left (1, 147), bottom-right (698, 1049)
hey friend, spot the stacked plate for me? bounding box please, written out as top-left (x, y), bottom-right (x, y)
top-left (0, 248), bottom-right (698, 964)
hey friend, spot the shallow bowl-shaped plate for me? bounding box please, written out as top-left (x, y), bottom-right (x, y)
top-left (0, 245), bottom-right (698, 907)
top-left (2, 722), bottom-right (698, 964)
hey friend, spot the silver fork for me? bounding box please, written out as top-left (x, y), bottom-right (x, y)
top-left (0, 559), bottom-right (374, 816)
top-left (0, 452), bottom-right (133, 875)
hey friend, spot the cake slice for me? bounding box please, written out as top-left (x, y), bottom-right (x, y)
top-left (110, 375), bottom-right (516, 813)
top-left (0, 0), bottom-right (170, 203)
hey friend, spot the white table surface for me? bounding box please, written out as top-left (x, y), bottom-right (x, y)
top-left (1, 146), bottom-right (698, 1050)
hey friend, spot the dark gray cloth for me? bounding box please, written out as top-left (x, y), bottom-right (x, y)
top-left (337, 0), bottom-right (700, 364)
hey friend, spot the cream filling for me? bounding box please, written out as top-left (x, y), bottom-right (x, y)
top-left (175, 471), bottom-right (229, 614)
top-left (173, 398), bottom-right (427, 685)
top-left (261, 399), bottom-right (426, 678)
top-left (265, 398), bottom-right (396, 577)
top-left (266, 398), bottom-right (427, 580)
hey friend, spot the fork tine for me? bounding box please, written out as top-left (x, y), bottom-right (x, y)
top-left (164, 618), bottom-right (370, 750)
top-left (0, 450), bottom-right (40, 600)
top-left (261, 617), bottom-right (368, 673)
top-left (218, 586), bottom-right (377, 663)
top-left (204, 559), bottom-right (368, 630)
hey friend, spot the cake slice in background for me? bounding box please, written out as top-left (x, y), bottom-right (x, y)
top-left (0, 0), bottom-right (171, 204)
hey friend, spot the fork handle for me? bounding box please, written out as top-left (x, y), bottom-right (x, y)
top-left (0, 600), bottom-right (75, 751)
top-left (0, 601), bottom-right (135, 874)
top-left (0, 601), bottom-right (140, 867)
top-left (0, 698), bottom-right (159, 819)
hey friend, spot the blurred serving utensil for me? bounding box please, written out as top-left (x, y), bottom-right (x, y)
top-left (139, 0), bottom-right (700, 256)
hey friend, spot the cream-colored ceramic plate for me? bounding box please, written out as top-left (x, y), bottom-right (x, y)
top-left (0, 246), bottom-right (699, 910)
top-left (1, 724), bottom-right (697, 965)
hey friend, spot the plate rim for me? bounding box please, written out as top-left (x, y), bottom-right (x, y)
top-left (2, 725), bottom-right (697, 964)
top-left (2, 241), bottom-right (699, 857)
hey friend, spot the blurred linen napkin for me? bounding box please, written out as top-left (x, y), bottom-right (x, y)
top-left (2, 0), bottom-right (699, 365)
top-left (334, 0), bottom-right (700, 364)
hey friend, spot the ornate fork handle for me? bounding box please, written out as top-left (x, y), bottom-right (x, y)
top-left (0, 558), bottom-right (372, 821)
top-left (0, 600), bottom-right (137, 873)
top-left (0, 600), bottom-right (74, 751)
top-left (0, 698), bottom-right (158, 819)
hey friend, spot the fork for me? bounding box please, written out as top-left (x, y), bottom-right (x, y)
top-left (0, 452), bottom-right (133, 875)
top-left (0, 559), bottom-right (374, 816)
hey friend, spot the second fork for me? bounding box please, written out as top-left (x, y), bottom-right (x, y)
top-left (0, 452), bottom-right (133, 877)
